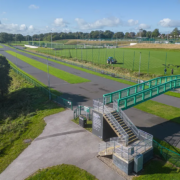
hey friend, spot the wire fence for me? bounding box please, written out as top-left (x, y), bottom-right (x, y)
top-left (74, 105), bottom-right (92, 120)
top-left (19, 42), bottom-right (180, 76)
top-left (10, 64), bottom-right (73, 110)
top-left (153, 140), bottom-right (180, 167)
top-left (12, 46), bottom-right (142, 84)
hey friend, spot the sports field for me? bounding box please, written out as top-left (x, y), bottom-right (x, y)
top-left (33, 47), bottom-right (180, 76)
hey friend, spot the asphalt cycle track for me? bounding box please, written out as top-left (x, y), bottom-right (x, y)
top-left (1, 45), bottom-right (180, 149)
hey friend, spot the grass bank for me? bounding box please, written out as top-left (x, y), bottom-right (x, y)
top-left (6, 50), bottom-right (90, 84)
top-left (0, 45), bottom-right (3, 48)
top-left (0, 69), bottom-right (64, 173)
top-left (133, 159), bottom-right (180, 180)
top-left (26, 164), bottom-right (98, 180)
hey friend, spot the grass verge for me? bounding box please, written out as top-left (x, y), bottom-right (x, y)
top-left (16, 48), bottom-right (136, 86)
top-left (0, 45), bottom-right (3, 48)
top-left (26, 164), bottom-right (98, 180)
top-left (6, 50), bottom-right (90, 84)
top-left (8, 59), bottom-right (61, 96)
top-left (135, 100), bottom-right (180, 124)
top-left (0, 69), bottom-right (64, 173)
top-left (133, 159), bottom-right (180, 180)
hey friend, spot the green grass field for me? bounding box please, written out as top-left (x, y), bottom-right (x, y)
top-left (33, 47), bottom-right (180, 76)
top-left (133, 159), bottom-right (180, 180)
top-left (0, 45), bottom-right (3, 48)
top-left (0, 69), bottom-right (64, 173)
top-left (6, 51), bottom-right (90, 84)
top-left (26, 164), bottom-right (98, 180)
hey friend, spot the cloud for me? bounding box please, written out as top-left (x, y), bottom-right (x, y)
top-left (20, 24), bottom-right (27, 31)
top-left (75, 17), bottom-right (121, 30)
top-left (29, 4), bottom-right (39, 9)
top-left (2, 18), bottom-right (8, 21)
top-left (2, 12), bottom-right (6, 14)
top-left (28, 25), bottom-right (34, 31)
top-left (54, 18), bottom-right (68, 27)
top-left (159, 18), bottom-right (180, 27)
top-left (128, 19), bottom-right (138, 26)
top-left (138, 23), bottom-right (151, 29)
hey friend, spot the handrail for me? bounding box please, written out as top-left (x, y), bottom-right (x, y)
top-left (103, 105), bottom-right (129, 146)
top-left (117, 79), bottom-right (180, 110)
top-left (113, 99), bottom-right (139, 138)
top-left (103, 75), bottom-right (180, 104)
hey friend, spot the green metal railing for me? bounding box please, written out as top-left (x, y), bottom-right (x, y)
top-left (103, 75), bottom-right (180, 105)
top-left (74, 105), bottom-right (92, 120)
top-left (153, 140), bottom-right (180, 167)
top-left (10, 64), bottom-right (73, 110)
top-left (117, 79), bottom-right (180, 110)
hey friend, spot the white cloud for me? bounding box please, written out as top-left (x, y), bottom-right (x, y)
top-left (54, 18), bottom-right (68, 27)
top-left (159, 18), bottom-right (180, 27)
top-left (138, 23), bottom-right (151, 29)
top-left (128, 19), bottom-right (138, 26)
top-left (2, 18), bottom-right (8, 21)
top-left (28, 25), bottom-right (34, 31)
top-left (29, 4), bottom-right (39, 9)
top-left (20, 24), bottom-right (27, 31)
top-left (75, 17), bottom-right (121, 30)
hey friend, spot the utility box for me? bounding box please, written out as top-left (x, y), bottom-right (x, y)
top-left (134, 154), bottom-right (143, 173)
top-left (79, 115), bottom-right (87, 128)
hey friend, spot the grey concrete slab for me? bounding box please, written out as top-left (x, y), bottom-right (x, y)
top-left (0, 110), bottom-right (124, 180)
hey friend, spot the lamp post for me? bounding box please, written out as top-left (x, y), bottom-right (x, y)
top-left (39, 31), bottom-right (40, 47)
top-left (47, 56), bottom-right (51, 100)
top-left (139, 52), bottom-right (141, 77)
top-left (51, 30), bottom-right (52, 49)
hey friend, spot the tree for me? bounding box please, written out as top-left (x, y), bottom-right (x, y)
top-left (0, 56), bottom-right (12, 100)
top-left (113, 32), bottom-right (124, 38)
top-left (0, 32), bottom-right (9, 43)
top-left (16, 34), bottom-right (24, 42)
top-left (125, 32), bottom-right (130, 38)
top-left (146, 31), bottom-right (152, 38)
top-left (171, 28), bottom-right (179, 36)
top-left (103, 30), bottom-right (114, 39)
top-left (152, 29), bottom-right (160, 37)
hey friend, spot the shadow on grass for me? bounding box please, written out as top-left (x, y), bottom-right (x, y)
top-left (0, 87), bottom-right (61, 122)
top-left (138, 158), bottom-right (178, 177)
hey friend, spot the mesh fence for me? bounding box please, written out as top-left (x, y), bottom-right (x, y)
top-left (13, 45), bottom-right (141, 84)
top-left (153, 140), bottom-right (180, 167)
top-left (74, 105), bottom-right (92, 120)
top-left (10, 64), bottom-right (73, 110)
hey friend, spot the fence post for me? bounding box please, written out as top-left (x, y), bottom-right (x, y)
top-left (133, 51), bottom-right (135, 71)
top-left (148, 51), bottom-right (150, 74)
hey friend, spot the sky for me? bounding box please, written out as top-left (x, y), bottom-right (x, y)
top-left (0, 0), bottom-right (180, 35)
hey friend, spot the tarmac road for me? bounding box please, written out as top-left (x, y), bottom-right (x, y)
top-left (1, 44), bottom-right (180, 149)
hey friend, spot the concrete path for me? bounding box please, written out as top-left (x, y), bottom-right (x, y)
top-left (0, 110), bottom-right (124, 180)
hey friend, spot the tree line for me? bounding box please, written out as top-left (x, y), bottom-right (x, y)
top-left (0, 28), bottom-right (180, 43)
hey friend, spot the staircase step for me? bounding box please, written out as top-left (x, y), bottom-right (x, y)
top-left (128, 137), bottom-right (138, 144)
top-left (129, 134), bottom-right (136, 139)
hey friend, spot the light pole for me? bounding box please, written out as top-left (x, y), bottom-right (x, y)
top-left (51, 30), bottom-right (52, 49)
top-left (47, 56), bottom-right (51, 100)
top-left (39, 32), bottom-right (40, 47)
top-left (139, 52), bottom-right (141, 76)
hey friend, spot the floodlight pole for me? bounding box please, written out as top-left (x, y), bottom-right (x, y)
top-left (139, 52), bottom-right (141, 76)
top-left (47, 56), bottom-right (51, 100)
top-left (39, 32), bottom-right (40, 47)
top-left (51, 30), bottom-right (52, 49)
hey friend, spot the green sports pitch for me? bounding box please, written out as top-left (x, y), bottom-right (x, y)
top-left (33, 47), bottom-right (180, 76)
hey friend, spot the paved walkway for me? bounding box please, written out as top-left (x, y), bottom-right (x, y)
top-left (0, 110), bottom-right (124, 180)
